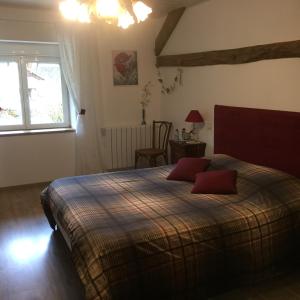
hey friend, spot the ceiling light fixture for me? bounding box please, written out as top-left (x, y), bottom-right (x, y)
top-left (59, 0), bottom-right (152, 29)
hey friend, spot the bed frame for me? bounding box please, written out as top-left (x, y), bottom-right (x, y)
top-left (57, 105), bottom-right (300, 249)
top-left (214, 105), bottom-right (300, 178)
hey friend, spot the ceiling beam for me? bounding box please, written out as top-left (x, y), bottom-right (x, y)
top-left (156, 40), bottom-right (300, 67)
top-left (155, 7), bottom-right (186, 56)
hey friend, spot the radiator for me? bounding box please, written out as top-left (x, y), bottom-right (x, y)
top-left (101, 125), bottom-right (153, 170)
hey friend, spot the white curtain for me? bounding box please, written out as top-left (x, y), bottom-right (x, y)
top-left (58, 23), bottom-right (104, 175)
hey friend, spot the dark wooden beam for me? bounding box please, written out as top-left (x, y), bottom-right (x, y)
top-left (155, 7), bottom-right (186, 56)
top-left (156, 40), bottom-right (300, 67)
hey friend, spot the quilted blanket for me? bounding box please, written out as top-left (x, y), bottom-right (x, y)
top-left (41, 154), bottom-right (300, 299)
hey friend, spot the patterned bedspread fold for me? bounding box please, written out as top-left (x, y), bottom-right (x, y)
top-left (41, 154), bottom-right (300, 300)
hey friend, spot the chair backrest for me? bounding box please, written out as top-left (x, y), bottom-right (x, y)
top-left (152, 121), bottom-right (172, 152)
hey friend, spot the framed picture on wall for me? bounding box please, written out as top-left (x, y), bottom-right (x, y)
top-left (112, 50), bottom-right (138, 86)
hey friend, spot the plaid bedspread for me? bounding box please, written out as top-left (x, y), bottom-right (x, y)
top-left (41, 154), bottom-right (300, 300)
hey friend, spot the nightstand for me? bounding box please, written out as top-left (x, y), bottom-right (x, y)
top-left (169, 140), bottom-right (207, 164)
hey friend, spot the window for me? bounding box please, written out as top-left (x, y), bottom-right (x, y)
top-left (0, 42), bottom-right (70, 131)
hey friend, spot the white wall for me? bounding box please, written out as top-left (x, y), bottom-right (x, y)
top-left (98, 19), bottom-right (163, 127)
top-left (0, 5), bottom-right (162, 187)
top-left (0, 6), bottom-right (76, 187)
top-left (2, 0), bottom-right (300, 186)
top-left (0, 132), bottom-right (75, 188)
top-left (160, 0), bottom-right (300, 155)
top-left (0, 6), bottom-right (58, 42)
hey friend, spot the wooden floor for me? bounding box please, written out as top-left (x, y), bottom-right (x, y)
top-left (0, 183), bottom-right (299, 300)
top-left (0, 183), bottom-right (84, 300)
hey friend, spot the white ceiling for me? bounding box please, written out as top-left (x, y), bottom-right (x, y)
top-left (0, 0), bottom-right (206, 16)
top-left (145, 0), bottom-right (207, 16)
top-left (0, 0), bottom-right (55, 9)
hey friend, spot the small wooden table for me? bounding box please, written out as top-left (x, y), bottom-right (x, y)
top-left (169, 140), bottom-right (207, 164)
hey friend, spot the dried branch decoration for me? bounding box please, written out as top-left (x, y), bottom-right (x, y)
top-left (157, 67), bottom-right (183, 95)
top-left (140, 81), bottom-right (152, 109)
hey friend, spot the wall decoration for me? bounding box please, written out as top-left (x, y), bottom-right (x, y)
top-left (157, 67), bottom-right (183, 95)
top-left (113, 51), bottom-right (138, 85)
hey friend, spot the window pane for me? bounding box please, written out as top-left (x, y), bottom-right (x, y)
top-left (0, 62), bottom-right (23, 126)
top-left (26, 62), bottom-right (65, 125)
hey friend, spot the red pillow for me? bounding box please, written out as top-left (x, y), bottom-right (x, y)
top-left (191, 170), bottom-right (237, 194)
top-left (167, 157), bottom-right (211, 182)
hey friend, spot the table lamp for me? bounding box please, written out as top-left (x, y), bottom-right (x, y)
top-left (185, 110), bottom-right (204, 141)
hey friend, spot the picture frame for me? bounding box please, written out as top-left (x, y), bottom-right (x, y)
top-left (112, 50), bottom-right (138, 86)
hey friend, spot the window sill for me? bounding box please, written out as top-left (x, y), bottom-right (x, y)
top-left (0, 128), bottom-right (75, 137)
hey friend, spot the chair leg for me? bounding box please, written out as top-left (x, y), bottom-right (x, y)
top-left (135, 152), bottom-right (139, 169)
top-left (153, 157), bottom-right (157, 167)
top-left (164, 154), bottom-right (168, 165)
top-left (149, 156), bottom-right (156, 167)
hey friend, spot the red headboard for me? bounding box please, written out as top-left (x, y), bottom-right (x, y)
top-left (214, 105), bottom-right (300, 178)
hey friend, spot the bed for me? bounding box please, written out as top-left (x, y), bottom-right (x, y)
top-left (41, 105), bottom-right (300, 300)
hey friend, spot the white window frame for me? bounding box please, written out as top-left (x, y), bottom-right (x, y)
top-left (0, 42), bottom-right (70, 131)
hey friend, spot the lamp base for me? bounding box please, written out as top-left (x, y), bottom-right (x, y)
top-left (189, 123), bottom-right (200, 142)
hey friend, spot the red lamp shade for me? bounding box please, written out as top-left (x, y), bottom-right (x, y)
top-left (185, 110), bottom-right (204, 123)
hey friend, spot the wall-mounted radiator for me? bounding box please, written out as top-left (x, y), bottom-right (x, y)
top-left (101, 125), bottom-right (153, 170)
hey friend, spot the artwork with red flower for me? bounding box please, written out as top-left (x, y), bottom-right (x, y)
top-left (112, 51), bottom-right (138, 85)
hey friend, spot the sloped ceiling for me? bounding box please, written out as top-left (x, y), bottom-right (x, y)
top-left (0, 0), bottom-right (205, 16)
top-left (145, 0), bottom-right (206, 16)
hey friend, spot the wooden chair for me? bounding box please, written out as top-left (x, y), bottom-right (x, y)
top-left (135, 121), bottom-right (172, 168)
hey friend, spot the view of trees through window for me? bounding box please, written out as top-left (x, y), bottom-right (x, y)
top-left (0, 52), bottom-right (69, 130)
top-left (27, 62), bottom-right (64, 125)
top-left (0, 62), bottom-right (23, 126)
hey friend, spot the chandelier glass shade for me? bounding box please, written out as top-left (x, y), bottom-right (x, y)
top-left (59, 0), bottom-right (152, 29)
